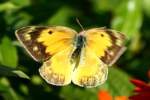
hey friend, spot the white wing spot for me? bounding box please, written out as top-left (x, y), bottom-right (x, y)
top-left (33, 46), bottom-right (38, 51)
top-left (109, 51), bottom-right (114, 56)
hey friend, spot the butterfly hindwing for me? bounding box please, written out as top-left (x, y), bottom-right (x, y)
top-left (39, 46), bottom-right (76, 85)
top-left (85, 28), bottom-right (126, 66)
top-left (72, 47), bottom-right (108, 87)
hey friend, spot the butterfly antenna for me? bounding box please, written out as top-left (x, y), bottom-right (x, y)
top-left (76, 18), bottom-right (85, 31)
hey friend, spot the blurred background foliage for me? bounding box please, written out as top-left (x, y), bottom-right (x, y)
top-left (0, 0), bottom-right (150, 100)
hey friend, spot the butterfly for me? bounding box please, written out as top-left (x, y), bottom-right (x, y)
top-left (15, 26), bottom-right (126, 88)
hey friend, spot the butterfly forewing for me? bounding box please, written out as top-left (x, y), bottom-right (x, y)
top-left (85, 28), bottom-right (126, 66)
top-left (15, 26), bottom-right (77, 62)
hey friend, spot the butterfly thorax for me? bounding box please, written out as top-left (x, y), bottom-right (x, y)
top-left (76, 34), bottom-right (86, 48)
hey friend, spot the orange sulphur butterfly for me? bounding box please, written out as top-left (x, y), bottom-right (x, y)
top-left (15, 26), bottom-right (126, 88)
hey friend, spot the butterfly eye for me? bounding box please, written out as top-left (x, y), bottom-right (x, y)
top-left (48, 30), bottom-right (53, 34)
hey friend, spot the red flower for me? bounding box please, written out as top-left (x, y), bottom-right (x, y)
top-left (98, 90), bottom-right (128, 100)
top-left (129, 79), bottom-right (150, 100)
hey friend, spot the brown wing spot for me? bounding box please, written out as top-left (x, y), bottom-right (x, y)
top-left (104, 29), bottom-right (117, 44)
top-left (80, 76), bottom-right (97, 87)
top-left (45, 61), bottom-right (51, 66)
top-left (48, 30), bottom-right (53, 34)
top-left (39, 65), bottom-right (65, 85)
top-left (100, 33), bottom-right (104, 37)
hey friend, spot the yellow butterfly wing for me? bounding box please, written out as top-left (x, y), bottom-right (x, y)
top-left (16, 26), bottom-right (77, 85)
top-left (85, 28), bottom-right (126, 65)
top-left (39, 46), bottom-right (76, 85)
top-left (72, 28), bottom-right (126, 87)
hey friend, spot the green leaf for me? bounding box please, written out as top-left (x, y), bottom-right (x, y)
top-left (0, 78), bottom-right (24, 100)
top-left (100, 67), bottom-right (134, 97)
top-left (0, 81), bottom-right (9, 92)
top-left (47, 6), bottom-right (74, 25)
top-left (111, 0), bottom-right (142, 38)
top-left (12, 70), bottom-right (30, 79)
top-left (60, 85), bottom-right (98, 100)
top-left (92, 0), bottom-right (125, 12)
top-left (0, 65), bottom-right (16, 76)
top-left (0, 2), bottom-right (18, 12)
top-left (0, 65), bottom-right (29, 79)
top-left (143, 0), bottom-right (150, 17)
top-left (0, 36), bottom-right (18, 68)
top-left (0, 0), bottom-right (30, 12)
top-left (10, 0), bottom-right (31, 7)
top-left (4, 12), bottom-right (32, 28)
top-left (19, 84), bottom-right (29, 95)
top-left (31, 75), bottom-right (43, 85)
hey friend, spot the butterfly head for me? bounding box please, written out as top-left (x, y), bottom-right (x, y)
top-left (78, 30), bottom-right (86, 36)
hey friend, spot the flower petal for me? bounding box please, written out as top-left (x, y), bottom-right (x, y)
top-left (98, 90), bottom-right (112, 100)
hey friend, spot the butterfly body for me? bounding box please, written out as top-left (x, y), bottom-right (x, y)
top-left (16, 26), bottom-right (126, 88)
